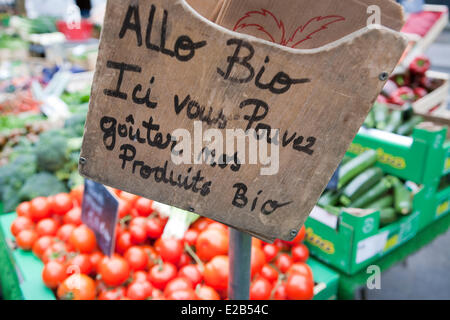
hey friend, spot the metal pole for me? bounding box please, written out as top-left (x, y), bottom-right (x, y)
top-left (228, 228), bottom-right (252, 300)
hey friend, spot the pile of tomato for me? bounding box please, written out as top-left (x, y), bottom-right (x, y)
top-left (10, 186), bottom-right (314, 300)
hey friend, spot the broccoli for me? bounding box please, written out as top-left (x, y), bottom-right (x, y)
top-left (19, 172), bottom-right (68, 201)
top-left (0, 154), bottom-right (37, 212)
top-left (35, 130), bottom-right (69, 172)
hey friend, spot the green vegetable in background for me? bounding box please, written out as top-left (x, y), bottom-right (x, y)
top-left (350, 178), bottom-right (392, 208)
top-left (338, 150), bottom-right (377, 189)
top-left (19, 172), bottom-right (68, 201)
top-left (384, 110), bottom-right (403, 133)
top-left (396, 116), bottom-right (423, 136)
top-left (364, 195), bottom-right (394, 210)
top-left (379, 208), bottom-right (398, 227)
top-left (340, 167), bottom-right (384, 206)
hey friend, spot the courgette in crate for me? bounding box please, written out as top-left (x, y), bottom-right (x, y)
top-left (384, 110), bottom-right (403, 133)
top-left (338, 150), bottom-right (377, 189)
top-left (373, 103), bottom-right (389, 130)
top-left (393, 182), bottom-right (412, 215)
top-left (379, 208), bottom-right (398, 227)
top-left (318, 190), bottom-right (340, 207)
top-left (364, 195), bottom-right (394, 210)
top-left (350, 178), bottom-right (392, 208)
top-left (340, 167), bottom-right (384, 206)
top-left (323, 205), bottom-right (341, 217)
top-left (396, 116), bottom-right (423, 136)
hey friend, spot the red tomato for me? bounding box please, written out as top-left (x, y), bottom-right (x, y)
top-left (70, 185), bottom-right (84, 206)
top-left (203, 255), bottom-right (229, 291)
top-left (89, 251), bottom-right (104, 273)
top-left (51, 193), bottom-right (74, 216)
top-left (120, 192), bottom-right (139, 205)
top-left (57, 274), bottom-right (96, 300)
top-left (260, 264), bottom-right (279, 283)
top-left (135, 198), bottom-right (153, 217)
top-left (129, 224), bottom-right (147, 244)
top-left (36, 218), bottom-right (59, 237)
top-left (178, 265), bottom-right (203, 287)
top-left (250, 278), bottom-right (272, 300)
top-left (252, 238), bottom-right (262, 248)
top-left (151, 288), bottom-right (164, 300)
top-left (196, 228), bottom-right (228, 262)
top-left (207, 222), bottom-right (228, 233)
top-left (291, 244), bottom-right (309, 263)
top-left (166, 289), bottom-right (198, 300)
top-left (191, 218), bottom-right (212, 232)
top-left (42, 260), bottom-right (67, 289)
top-left (63, 207), bottom-right (82, 226)
top-left (16, 201), bottom-right (32, 219)
top-left (274, 239), bottom-right (290, 252)
top-left (66, 254), bottom-right (93, 275)
top-left (275, 253), bottom-right (293, 274)
top-left (126, 280), bottom-right (153, 300)
top-left (285, 273), bottom-right (314, 300)
top-left (196, 285), bottom-right (220, 300)
top-left (140, 246), bottom-right (157, 270)
top-left (30, 197), bottom-right (51, 222)
top-left (287, 262), bottom-right (313, 279)
top-left (132, 271), bottom-right (149, 282)
top-left (130, 217), bottom-right (147, 228)
top-left (116, 231), bottom-right (132, 255)
top-left (16, 229), bottom-right (38, 250)
top-left (159, 238), bottom-right (184, 264)
top-left (32, 236), bottom-right (54, 258)
top-left (124, 246), bottom-right (149, 271)
top-left (99, 255), bottom-right (130, 287)
top-left (164, 277), bottom-right (193, 297)
top-left (118, 199), bottom-right (132, 219)
top-left (69, 225), bottom-right (97, 254)
top-left (250, 246), bottom-right (265, 277)
top-left (183, 229), bottom-right (199, 246)
top-left (42, 242), bottom-right (68, 264)
top-left (146, 218), bottom-right (164, 239)
top-left (56, 224), bottom-right (76, 242)
top-left (148, 262), bottom-right (177, 290)
top-left (274, 282), bottom-right (287, 300)
top-left (11, 216), bottom-right (33, 237)
top-left (98, 287), bottom-right (126, 300)
top-left (283, 226), bottom-right (306, 246)
top-left (262, 244), bottom-right (279, 263)
top-left (177, 252), bottom-right (192, 269)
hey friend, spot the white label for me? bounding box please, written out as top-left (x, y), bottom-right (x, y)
top-left (309, 206), bottom-right (339, 230)
top-left (355, 231), bottom-right (389, 264)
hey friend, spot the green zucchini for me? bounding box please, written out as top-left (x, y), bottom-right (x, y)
top-left (379, 208), bottom-right (398, 227)
top-left (323, 205), bottom-right (341, 217)
top-left (394, 182), bottom-right (412, 215)
top-left (384, 110), bottom-right (403, 133)
top-left (318, 190), bottom-right (340, 207)
top-left (350, 178), bottom-right (392, 208)
top-left (338, 150), bottom-right (377, 189)
top-left (340, 167), bottom-right (384, 206)
top-left (373, 103), bottom-right (389, 130)
top-left (396, 116), bottom-right (423, 136)
top-left (364, 195), bottom-right (394, 210)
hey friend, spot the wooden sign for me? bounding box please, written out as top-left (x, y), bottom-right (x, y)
top-left (79, 0), bottom-right (407, 242)
top-left (81, 179), bottom-right (119, 256)
top-left (216, 0), bottom-right (404, 49)
top-left (186, 0), bottom-right (224, 21)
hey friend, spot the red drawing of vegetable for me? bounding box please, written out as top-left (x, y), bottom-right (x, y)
top-left (233, 9), bottom-right (345, 48)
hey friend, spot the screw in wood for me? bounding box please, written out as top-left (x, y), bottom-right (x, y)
top-left (290, 229), bottom-right (298, 239)
top-left (79, 157), bottom-right (87, 165)
top-left (379, 72), bottom-right (389, 81)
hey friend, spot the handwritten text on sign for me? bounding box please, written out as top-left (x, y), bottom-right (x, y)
top-left (79, 0), bottom-right (406, 241)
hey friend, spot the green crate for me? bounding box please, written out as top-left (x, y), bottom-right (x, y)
top-left (347, 125), bottom-right (448, 188)
top-left (0, 213), bottom-right (55, 300)
top-left (308, 258), bottom-right (339, 300)
top-left (304, 194), bottom-right (424, 275)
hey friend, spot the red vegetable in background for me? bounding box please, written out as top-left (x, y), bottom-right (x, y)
top-left (410, 55), bottom-right (431, 75)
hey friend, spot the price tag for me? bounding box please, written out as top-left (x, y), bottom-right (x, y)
top-left (81, 179), bottom-right (119, 256)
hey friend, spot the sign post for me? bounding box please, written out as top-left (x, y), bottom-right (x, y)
top-left (228, 228), bottom-right (252, 300)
